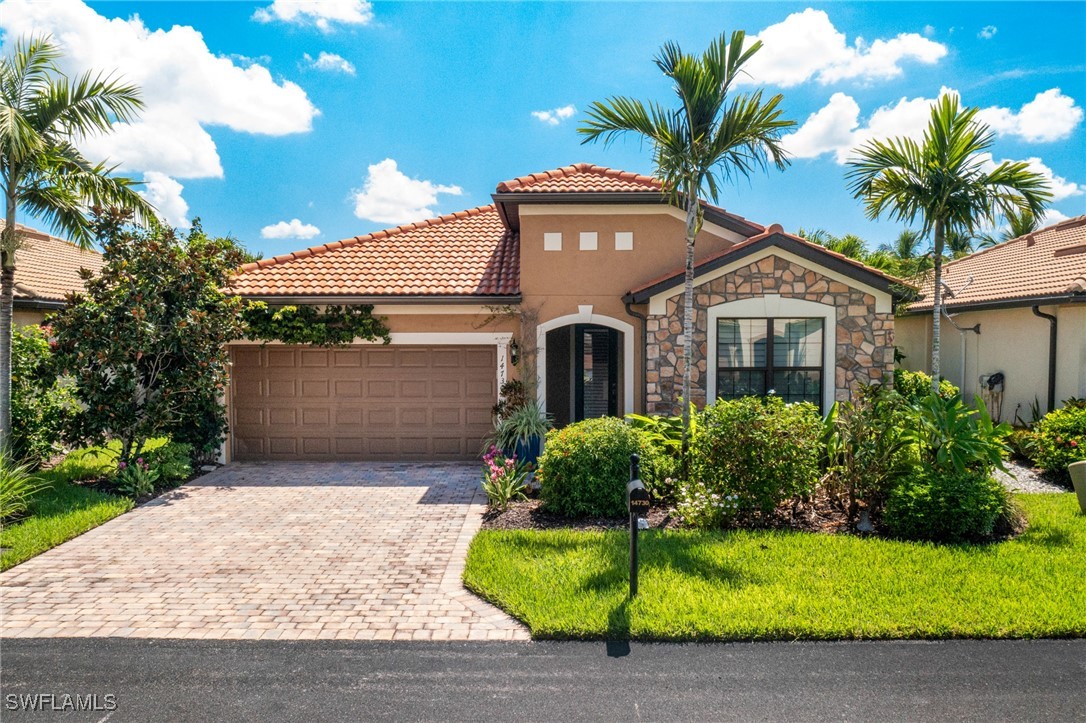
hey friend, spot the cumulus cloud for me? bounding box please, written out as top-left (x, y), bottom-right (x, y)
top-left (253, 0), bottom-right (373, 32)
top-left (977, 88), bottom-right (1084, 143)
top-left (260, 218), bottom-right (322, 239)
top-left (978, 154), bottom-right (1084, 202)
top-left (303, 51), bottom-right (355, 74)
top-left (783, 87), bottom-right (1085, 164)
top-left (0, 0), bottom-right (319, 225)
top-left (531, 105), bottom-right (576, 126)
top-left (140, 172), bottom-right (190, 229)
top-left (978, 25), bottom-right (998, 40)
top-left (351, 159), bottom-right (462, 225)
top-left (737, 9), bottom-right (947, 87)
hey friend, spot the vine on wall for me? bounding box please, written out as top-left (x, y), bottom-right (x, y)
top-left (243, 302), bottom-right (391, 347)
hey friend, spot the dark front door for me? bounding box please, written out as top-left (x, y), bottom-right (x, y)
top-left (574, 324), bottom-right (618, 421)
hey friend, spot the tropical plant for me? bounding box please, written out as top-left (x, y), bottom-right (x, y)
top-left (822, 387), bottom-right (914, 521)
top-left (625, 406), bottom-right (697, 456)
top-left (902, 393), bottom-right (1011, 474)
top-left (687, 396), bottom-right (822, 524)
top-left (49, 211), bottom-right (246, 465)
top-left (481, 445), bottom-right (529, 511)
top-left (1, 35), bottom-right (153, 451)
top-left (11, 324), bottom-right (74, 467)
top-left (490, 399), bottom-right (552, 452)
top-left (847, 94), bottom-right (1051, 394)
top-left (113, 457), bottom-right (159, 498)
top-left (579, 31), bottom-right (794, 451)
top-left (0, 453), bottom-right (44, 520)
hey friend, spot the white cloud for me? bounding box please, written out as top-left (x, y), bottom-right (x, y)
top-left (351, 159), bottom-right (462, 225)
top-left (140, 172), bottom-right (190, 229)
top-left (922, 25), bottom-right (936, 38)
top-left (1038, 208), bottom-right (1071, 226)
top-left (0, 0), bottom-right (319, 228)
top-left (303, 51), bottom-right (355, 75)
top-left (979, 154), bottom-right (1084, 202)
top-left (260, 218), bottom-right (321, 239)
top-left (784, 87), bottom-right (1085, 164)
top-left (253, 0), bottom-right (373, 32)
top-left (738, 9), bottom-right (947, 87)
top-left (531, 104), bottom-right (576, 126)
top-left (977, 88), bottom-right (1084, 143)
top-left (978, 25), bottom-right (998, 40)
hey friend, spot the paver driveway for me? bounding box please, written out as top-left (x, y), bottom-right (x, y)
top-left (0, 463), bottom-right (527, 641)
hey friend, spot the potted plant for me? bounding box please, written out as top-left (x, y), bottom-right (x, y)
top-left (493, 399), bottom-right (552, 468)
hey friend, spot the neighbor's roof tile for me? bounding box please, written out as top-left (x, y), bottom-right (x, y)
top-left (1, 223), bottom-right (102, 303)
top-left (908, 215), bottom-right (1086, 311)
top-left (230, 205), bottom-right (519, 298)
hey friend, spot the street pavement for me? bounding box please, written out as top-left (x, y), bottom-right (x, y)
top-left (1, 638), bottom-right (1083, 721)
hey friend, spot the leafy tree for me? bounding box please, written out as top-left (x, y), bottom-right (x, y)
top-left (846, 95), bottom-right (1050, 393)
top-left (579, 31), bottom-right (794, 451)
top-left (49, 210), bottom-right (246, 464)
top-left (1, 35), bottom-right (152, 451)
top-left (11, 324), bottom-right (73, 467)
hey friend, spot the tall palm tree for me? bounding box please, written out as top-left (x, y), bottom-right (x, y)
top-left (1, 35), bottom-right (153, 449)
top-left (579, 31), bottom-right (794, 448)
top-left (846, 95), bottom-right (1050, 393)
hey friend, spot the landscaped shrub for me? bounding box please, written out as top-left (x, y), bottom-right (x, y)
top-left (141, 441), bottom-right (193, 487)
top-left (902, 393), bottom-right (1011, 474)
top-left (822, 387), bottom-right (915, 520)
top-left (893, 368), bottom-right (958, 404)
top-left (1029, 402), bottom-right (1086, 481)
top-left (685, 396), bottom-right (821, 526)
top-left (625, 411), bottom-right (688, 500)
top-left (11, 325), bottom-right (73, 467)
top-left (0, 454), bottom-right (45, 521)
top-left (884, 468), bottom-right (1008, 543)
top-left (537, 417), bottom-right (663, 517)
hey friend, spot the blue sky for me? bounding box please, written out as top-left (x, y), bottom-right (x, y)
top-left (2, 1), bottom-right (1084, 257)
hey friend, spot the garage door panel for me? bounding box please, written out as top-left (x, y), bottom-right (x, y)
top-left (232, 345), bottom-right (496, 461)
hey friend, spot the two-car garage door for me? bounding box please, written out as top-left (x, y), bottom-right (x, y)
top-left (230, 345), bottom-right (497, 461)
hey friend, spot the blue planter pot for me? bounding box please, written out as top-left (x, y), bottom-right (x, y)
top-left (513, 435), bottom-right (543, 467)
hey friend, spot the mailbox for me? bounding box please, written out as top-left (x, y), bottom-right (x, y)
top-left (627, 454), bottom-right (650, 519)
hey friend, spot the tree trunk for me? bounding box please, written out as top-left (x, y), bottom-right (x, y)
top-left (930, 218), bottom-right (944, 395)
top-left (1, 191), bottom-right (17, 453)
top-left (680, 192), bottom-right (698, 467)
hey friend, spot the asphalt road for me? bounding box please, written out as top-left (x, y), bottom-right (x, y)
top-left (1, 638), bottom-right (1084, 722)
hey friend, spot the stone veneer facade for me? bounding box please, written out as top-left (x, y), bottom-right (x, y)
top-left (645, 254), bottom-right (895, 415)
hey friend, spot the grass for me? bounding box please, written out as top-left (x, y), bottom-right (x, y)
top-left (0, 444), bottom-right (138, 572)
top-left (464, 494), bottom-right (1086, 641)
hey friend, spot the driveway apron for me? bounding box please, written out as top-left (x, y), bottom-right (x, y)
top-left (0, 463), bottom-right (527, 641)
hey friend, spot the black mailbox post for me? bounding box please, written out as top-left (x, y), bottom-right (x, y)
top-left (626, 454), bottom-right (650, 598)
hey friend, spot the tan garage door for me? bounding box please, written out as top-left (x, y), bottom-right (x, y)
top-left (230, 345), bottom-right (496, 461)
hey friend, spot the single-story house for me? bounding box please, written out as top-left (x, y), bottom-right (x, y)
top-left (0, 222), bottom-right (103, 327)
top-left (896, 215), bottom-right (1086, 424)
top-left (227, 163), bottom-right (907, 462)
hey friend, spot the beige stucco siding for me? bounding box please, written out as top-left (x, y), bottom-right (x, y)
top-left (896, 303), bottom-right (1086, 422)
top-left (14, 309), bottom-right (49, 327)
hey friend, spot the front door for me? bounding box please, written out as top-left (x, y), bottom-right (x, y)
top-left (574, 324), bottom-right (618, 421)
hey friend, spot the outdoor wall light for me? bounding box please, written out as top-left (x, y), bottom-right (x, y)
top-left (509, 338), bottom-right (520, 366)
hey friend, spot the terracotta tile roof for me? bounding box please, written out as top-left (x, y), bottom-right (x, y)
top-left (627, 223), bottom-right (910, 301)
top-left (496, 163), bottom-right (663, 193)
top-left (908, 215), bottom-right (1086, 311)
top-left (230, 205), bottom-right (519, 298)
top-left (1, 223), bottom-right (102, 304)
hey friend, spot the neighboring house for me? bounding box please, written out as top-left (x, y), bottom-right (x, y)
top-left (896, 215), bottom-right (1086, 423)
top-left (1, 223), bottom-right (103, 327)
top-left (228, 163), bottom-right (907, 461)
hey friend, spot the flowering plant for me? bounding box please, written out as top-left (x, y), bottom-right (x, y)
top-left (482, 445), bottom-right (529, 511)
top-left (114, 457), bottom-right (160, 498)
top-left (675, 478), bottom-right (742, 528)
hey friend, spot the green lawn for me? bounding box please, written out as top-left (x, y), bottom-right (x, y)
top-left (464, 494), bottom-right (1086, 640)
top-left (1, 447), bottom-right (134, 572)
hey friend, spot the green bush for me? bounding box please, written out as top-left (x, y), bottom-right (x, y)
top-left (538, 417), bottom-right (663, 517)
top-left (1029, 403), bottom-right (1086, 481)
top-left (902, 394), bottom-right (1010, 474)
top-left (685, 396), bottom-right (821, 526)
top-left (142, 441), bottom-right (193, 487)
top-left (0, 454), bottom-right (45, 521)
top-left (893, 369), bottom-right (958, 404)
top-left (11, 325), bottom-right (73, 467)
top-left (884, 468), bottom-right (1008, 543)
top-left (625, 411), bottom-right (688, 500)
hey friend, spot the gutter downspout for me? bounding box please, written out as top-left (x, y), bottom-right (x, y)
top-left (624, 300), bottom-right (648, 414)
top-left (1031, 306), bottom-right (1058, 412)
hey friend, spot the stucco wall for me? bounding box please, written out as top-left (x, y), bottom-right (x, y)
top-left (644, 254), bottom-right (895, 415)
top-left (897, 303), bottom-right (1086, 422)
top-left (14, 308), bottom-right (49, 327)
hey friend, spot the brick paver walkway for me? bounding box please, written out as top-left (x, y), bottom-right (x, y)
top-left (0, 463), bottom-right (528, 641)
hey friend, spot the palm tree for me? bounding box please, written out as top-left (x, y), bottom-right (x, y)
top-left (579, 31), bottom-right (794, 449)
top-left (878, 229), bottom-right (931, 278)
top-left (1, 35), bottom-right (153, 449)
top-left (846, 95), bottom-right (1050, 394)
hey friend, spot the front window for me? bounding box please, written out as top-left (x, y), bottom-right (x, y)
top-left (716, 318), bottom-right (823, 409)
